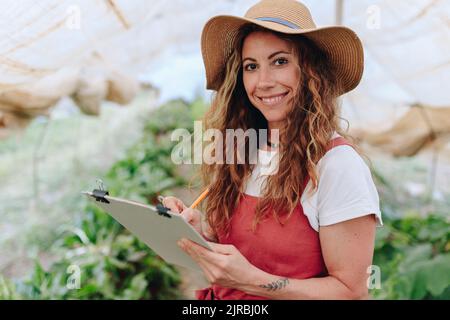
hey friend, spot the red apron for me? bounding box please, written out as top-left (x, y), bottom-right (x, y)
top-left (196, 136), bottom-right (351, 300)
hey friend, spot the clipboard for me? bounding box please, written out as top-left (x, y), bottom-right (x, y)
top-left (81, 187), bottom-right (212, 273)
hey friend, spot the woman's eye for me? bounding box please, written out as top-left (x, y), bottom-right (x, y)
top-left (274, 58), bottom-right (288, 66)
top-left (244, 63), bottom-right (257, 71)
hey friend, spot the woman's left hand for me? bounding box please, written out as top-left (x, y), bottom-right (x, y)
top-left (177, 238), bottom-right (260, 290)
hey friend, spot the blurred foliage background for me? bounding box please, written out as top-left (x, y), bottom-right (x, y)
top-left (0, 90), bottom-right (449, 300)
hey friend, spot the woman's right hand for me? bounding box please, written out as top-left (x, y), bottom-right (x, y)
top-left (162, 196), bottom-right (203, 235)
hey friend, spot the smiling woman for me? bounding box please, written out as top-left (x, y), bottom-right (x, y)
top-left (242, 31), bottom-right (301, 131)
top-left (166, 0), bottom-right (382, 300)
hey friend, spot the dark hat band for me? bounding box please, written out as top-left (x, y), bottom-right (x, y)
top-left (254, 17), bottom-right (300, 29)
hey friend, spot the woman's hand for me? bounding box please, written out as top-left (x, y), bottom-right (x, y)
top-left (161, 196), bottom-right (187, 213)
top-left (177, 239), bottom-right (261, 291)
top-left (161, 196), bottom-right (203, 235)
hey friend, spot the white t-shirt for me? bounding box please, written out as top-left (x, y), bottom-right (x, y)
top-left (244, 133), bottom-right (383, 232)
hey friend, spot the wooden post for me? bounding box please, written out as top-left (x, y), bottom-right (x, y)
top-left (336, 0), bottom-right (344, 25)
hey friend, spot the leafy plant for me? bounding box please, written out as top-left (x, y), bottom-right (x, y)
top-left (0, 274), bottom-right (22, 300)
top-left (14, 98), bottom-right (204, 299)
top-left (17, 204), bottom-right (181, 300)
top-left (372, 214), bottom-right (450, 299)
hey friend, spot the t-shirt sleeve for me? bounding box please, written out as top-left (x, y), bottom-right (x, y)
top-left (314, 145), bottom-right (383, 227)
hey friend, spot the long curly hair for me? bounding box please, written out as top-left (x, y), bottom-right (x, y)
top-left (199, 24), bottom-right (362, 237)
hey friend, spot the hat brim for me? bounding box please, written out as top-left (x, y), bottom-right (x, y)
top-left (201, 15), bottom-right (364, 95)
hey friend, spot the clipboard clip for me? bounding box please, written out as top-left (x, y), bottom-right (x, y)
top-left (92, 179), bottom-right (110, 203)
top-left (92, 189), bottom-right (110, 203)
top-left (155, 204), bottom-right (172, 219)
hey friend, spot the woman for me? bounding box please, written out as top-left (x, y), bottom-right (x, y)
top-left (163, 0), bottom-right (382, 300)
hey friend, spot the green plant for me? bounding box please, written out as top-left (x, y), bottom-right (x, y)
top-left (17, 204), bottom-right (181, 300)
top-left (144, 98), bottom-right (195, 135)
top-left (0, 274), bottom-right (22, 299)
top-left (372, 214), bottom-right (450, 299)
top-left (14, 97), bottom-right (207, 299)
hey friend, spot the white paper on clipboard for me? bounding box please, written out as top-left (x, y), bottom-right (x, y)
top-left (81, 191), bottom-right (212, 273)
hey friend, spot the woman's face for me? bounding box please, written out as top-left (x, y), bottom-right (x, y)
top-left (242, 31), bottom-right (300, 125)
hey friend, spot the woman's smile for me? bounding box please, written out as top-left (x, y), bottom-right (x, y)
top-left (256, 92), bottom-right (289, 107)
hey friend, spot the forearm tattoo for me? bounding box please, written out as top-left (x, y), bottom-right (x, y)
top-left (259, 278), bottom-right (289, 291)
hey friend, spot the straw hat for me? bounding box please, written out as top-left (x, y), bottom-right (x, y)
top-left (201, 0), bottom-right (364, 95)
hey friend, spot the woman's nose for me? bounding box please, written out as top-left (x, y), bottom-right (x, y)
top-left (256, 67), bottom-right (275, 90)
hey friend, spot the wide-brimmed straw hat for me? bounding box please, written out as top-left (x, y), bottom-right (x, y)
top-left (201, 0), bottom-right (364, 96)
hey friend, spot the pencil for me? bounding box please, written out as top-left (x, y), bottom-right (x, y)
top-left (190, 188), bottom-right (210, 209)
